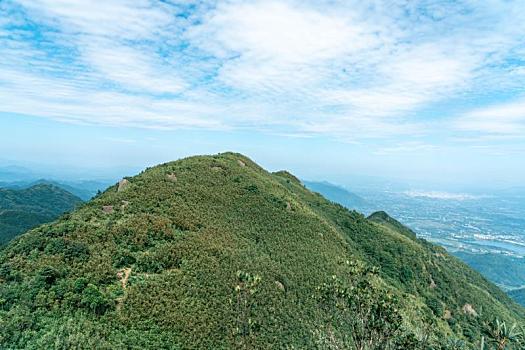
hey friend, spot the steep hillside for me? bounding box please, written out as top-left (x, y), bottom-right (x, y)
top-left (0, 184), bottom-right (82, 245)
top-left (0, 153), bottom-right (523, 349)
top-left (368, 210), bottom-right (417, 240)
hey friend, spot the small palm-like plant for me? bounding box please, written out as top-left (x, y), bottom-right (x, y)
top-left (446, 337), bottom-right (466, 349)
top-left (485, 319), bottom-right (522, 350)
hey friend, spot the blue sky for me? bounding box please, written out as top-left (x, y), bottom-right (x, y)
top-left (1, 0), bottom-right (525, 189)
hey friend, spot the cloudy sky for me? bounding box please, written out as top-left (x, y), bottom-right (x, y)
top-left (1, 0), bottom-right (524, 188)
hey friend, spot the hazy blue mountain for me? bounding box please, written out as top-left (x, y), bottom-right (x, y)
top-left (453, 252), bottom-right (525, 290)
top-left (0, 179), bottom-right (112, 200)
top-left (0, 165), bottom-right (36, 182)
top-left (303, 181), bottom-right (366, 209)
top-left (28, 179), bottom-right (112, 200)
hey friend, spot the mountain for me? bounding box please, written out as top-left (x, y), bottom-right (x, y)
top-left (368, 210), bottom-right (417, 240)
top-left (0, 184), bottom-right (82, 245)
top-left (0, 153), bottom-right (523, 349)
top-left (0, 179), bottom-right (112, 200)
top-left (25, 179), bottom-right (111, 201)
top-left (509, 288), bottom-right (525, 306)
top-left (303, 180), bottom-right (366, 209)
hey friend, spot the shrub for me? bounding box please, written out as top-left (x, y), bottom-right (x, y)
top-left (81, 284), bottom-right (112, 315)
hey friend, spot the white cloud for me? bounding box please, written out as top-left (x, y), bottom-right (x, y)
top-left (373, 141), bottom-right (438, 155)
top-left (16, 0), bottom-right (173, 39)
top-left (0, 0), bottom-right (525, 141)
top-left (190, 1), bottom-right (374, 63)
top-left (81, 41), bottom-right (186, 94)
top-left (0, 66), bottom-right (222, 129)
top-left (403, 190), bottom-right (485, 201)
top-left (382, 45), bottom-right (472, 89)
top-left (187, 0), bottom-right (378, 96)
top-left (455, 99), bottom-right (525, 135)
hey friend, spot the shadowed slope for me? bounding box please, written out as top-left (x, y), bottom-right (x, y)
top-left (0, 184), bottom-right (82, 245)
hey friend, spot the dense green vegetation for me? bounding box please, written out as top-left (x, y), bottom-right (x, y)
top-left (0, 184), bottom-right (82, 245)
top-left (368, 210), bottom-right (418, 240)
top-left (0, 153), bottom-right (523, 349)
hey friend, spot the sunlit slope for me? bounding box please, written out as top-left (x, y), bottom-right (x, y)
top-left (0, 153), bottom-right (522, 348)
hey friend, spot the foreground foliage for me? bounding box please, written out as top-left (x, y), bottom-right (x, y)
top-left (0, 153), bottom-right (523, 349)
top-left (315, 261), bottom-right (409, 349)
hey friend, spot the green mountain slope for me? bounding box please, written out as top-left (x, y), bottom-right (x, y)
top-left (0, 184), bottom-right (83, 245)
top-left (368, 210), bottom-right (418, 240)
top-left (0, 153), bottom-right (523, 349)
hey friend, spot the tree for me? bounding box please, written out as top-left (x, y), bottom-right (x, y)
top-left (80, 284), bottom-right (111, 315)
top-left (315, 261), bottom-right (410, 350)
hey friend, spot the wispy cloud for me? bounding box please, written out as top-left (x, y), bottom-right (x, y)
top-left (455, 99), bottom-right (525, 136)
top-left (1, 0), bottom-right (525, 141)
top-left (403, 190), bottom-right (486, 201)
top-left (373, 141), bottom-right (438, 156)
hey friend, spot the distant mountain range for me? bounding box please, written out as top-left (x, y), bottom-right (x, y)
top-left (0, 178), bottom-right (112, 201)
top-left (0, 184), bottom-right (82, 245)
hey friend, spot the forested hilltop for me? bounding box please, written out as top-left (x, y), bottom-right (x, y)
top-left (0, 153), bottom-right (523, 349)
top-left (0, 184), bottom-right (82, 245)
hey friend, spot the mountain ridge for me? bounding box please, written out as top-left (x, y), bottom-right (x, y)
top-left (0, 152), bottom-right (522, 348)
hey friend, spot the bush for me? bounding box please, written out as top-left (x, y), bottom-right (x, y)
top-left (81, 284), bottom-right (112, 315)
top-left (38, 266), bottom-right (60, 286)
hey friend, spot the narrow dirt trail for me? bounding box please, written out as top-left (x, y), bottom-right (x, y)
top-left (118, 268), bottom-right (132, 289)
top-left (116, 268), bottom-right (132, 311)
